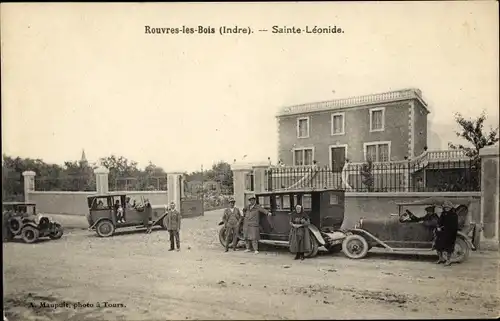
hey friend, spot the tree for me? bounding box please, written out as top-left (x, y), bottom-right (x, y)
top-left (360, 157), bottom-right (374, 192)
top-left (448, 111), bottom-right (499, 164)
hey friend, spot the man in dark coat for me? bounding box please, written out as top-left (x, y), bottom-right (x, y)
top-left (416, 206), bottom-right (439, 249)
top-left (288, 205), bottom-right (312, 260)
top-left (222, 197), bottom-right (242, 252)
top-left (166, 202), bottom-right (182, 251)
top-left (434, 201), bottom-right (459, 266)
top-left (243, 194), bottom-right (272, 254)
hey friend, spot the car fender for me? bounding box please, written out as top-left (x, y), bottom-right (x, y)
top-left (307, 225), bottom-right (326, 246)
top-left (457, 231), bottom-right (475, 251)
top-left (22, 222), bottom-right (39, 230)
top-left (152, 211), bottom-right (168, 226)
top-left (89, 217), bottom-right (113, 230)
top-left (348, 228), bottom-right (392, 250)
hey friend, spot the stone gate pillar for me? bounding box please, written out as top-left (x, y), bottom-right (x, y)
top-left (231, 163), bottom-right (253, 209)
top-left (479, 144), bottom-right (500, 251)
top-left (22, 171), bottom-right (36, 202)
top-left (94, 166), bottom-right (110, 194)
top-left (167, 171), bottom-right (184, 208)
top-left (252, 162), bottom-right (271, 193)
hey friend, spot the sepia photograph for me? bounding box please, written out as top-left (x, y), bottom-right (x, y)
top-left (1, 2), bottom-right (499, 320)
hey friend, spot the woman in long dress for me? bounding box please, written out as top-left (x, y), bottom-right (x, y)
top-left (289, 204), bottom-right (312, 260)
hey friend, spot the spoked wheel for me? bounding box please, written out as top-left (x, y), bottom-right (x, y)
top-left (342, 234), bottom-right (369, 259)
top-left (8, 217), bottom-right (22, 235)
top-left (49, 224), bottom-right (64, 240)
top-left (21, 226), bottom-right (39, 244)
top-left (96, 220), bottom-right (115, 237)
top-left (451, 238), bottom-right (470, 263)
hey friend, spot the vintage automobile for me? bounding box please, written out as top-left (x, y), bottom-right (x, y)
top-left (86, 193), bottom-right (169, 237)
top-left (341, 197), bottom-right (480, 262)
top-left (218, 189), bottom-right (346, 258)
top-left (2, 201), bottom-right (64, 243)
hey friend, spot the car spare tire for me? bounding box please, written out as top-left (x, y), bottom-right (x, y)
top-left (8, 217), bottom-right (23, 235)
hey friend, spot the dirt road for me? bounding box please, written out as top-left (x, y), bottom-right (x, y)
top-left (3, 210), bottom-right (499, 320)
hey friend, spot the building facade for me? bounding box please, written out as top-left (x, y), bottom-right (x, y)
top-left (276, 88), bottom-right (429, 170)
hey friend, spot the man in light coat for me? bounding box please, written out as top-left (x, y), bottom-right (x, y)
top-left (243, 194), bottom-right (272, 254)
top-left (166, 202), bottom-right (182, 251)
top-left (222, 197), bottom-right (242, 252)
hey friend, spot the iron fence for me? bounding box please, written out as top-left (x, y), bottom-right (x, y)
top-left (111, 176), bottom-right (168, 191)
top-left (266, 159), bottom-right (480, 193)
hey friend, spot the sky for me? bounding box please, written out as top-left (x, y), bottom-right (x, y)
top-left (1, 2), bottom-right (499, 172)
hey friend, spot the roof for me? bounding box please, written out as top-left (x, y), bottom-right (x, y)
top-left (3, 202), bottom-right (36, 206)
top-left (255, 188), bottom-right (344, 196)
top-left (86, 193), bottom-right (129, 199)
top-left (396, 197), bottom-right (475, 206)
top-left (276, 88), bottom-right (429, 117)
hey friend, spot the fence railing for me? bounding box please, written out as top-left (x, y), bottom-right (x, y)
top-left (267, 159), bottom-right (480, 193)
top-left (110, 176), bottom-right (168, 191)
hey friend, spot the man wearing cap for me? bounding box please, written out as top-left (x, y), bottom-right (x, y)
top-left (166, 202), bottom-right (182, 251)
top-left (222, 197), bottom-right (242, 252)
top-left (434, 201), bottom-right (459, 266)
top-left (242, 194), bottom-right (272, 254)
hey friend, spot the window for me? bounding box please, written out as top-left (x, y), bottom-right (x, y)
top-left (275, 195), bottom-right (291, 211)
top-left (302, 194), bottom-right (312, 210)
top-left (331, 112), bottom-right (345, 135)
top-left (370, 108), bottom-right (385, 132)
top-left (364, 142), bottom-right (391, 162)
top-left (245, 173), bottom-right (254, 191)
top-left (258, 196), bottom-right (271, 210)
top-left (297, 117), bottom-right (310, 138)
top-left (282, 195), bottom-right (291, 209)
top-left (293, 148), bottom-right (314, 166)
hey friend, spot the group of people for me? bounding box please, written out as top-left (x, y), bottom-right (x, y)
top-left (221, 194), bottom-right (462, 264)
top-left (404, 200), bottom-right (460, 266)
top-left (220, 194), bottom-right (311, 260)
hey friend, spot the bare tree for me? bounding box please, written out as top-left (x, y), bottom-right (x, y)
top-left (448, 111), bottom-right (499, 164)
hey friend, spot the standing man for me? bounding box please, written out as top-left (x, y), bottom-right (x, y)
top-left (243, 194), bottom-right (272, 254)
top-left (434, 201), bottom-right (459, 266)
top-left (166, 202), bottom-right (182, 251)
top-left (222, 197), bottom-right (242, 252)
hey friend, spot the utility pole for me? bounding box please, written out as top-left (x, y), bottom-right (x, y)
top-left (201, 164), bottom-right (205, 216)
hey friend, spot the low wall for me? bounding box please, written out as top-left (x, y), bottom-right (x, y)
top-left (29, 191), bottom-right (169, 216)
top-left (343, 192), bottom-right (482, 230)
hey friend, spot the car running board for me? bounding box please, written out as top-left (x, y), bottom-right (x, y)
top-left (258, 240), bottom-right (289, 247)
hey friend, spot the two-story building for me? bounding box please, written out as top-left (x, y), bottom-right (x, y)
top-left (276, 88), bottom-right (430, 171)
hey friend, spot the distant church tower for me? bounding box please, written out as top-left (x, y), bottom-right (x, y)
top-left (80, 149), bottom-right (88, 167)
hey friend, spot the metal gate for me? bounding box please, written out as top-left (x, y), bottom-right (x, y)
top-left (180, 175), bottom-right (204, 218)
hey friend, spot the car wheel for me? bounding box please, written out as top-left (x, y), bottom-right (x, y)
top-left (96, 220), bottom-right (115, 237)
top-left (451, 237), bottom-right (470, 263)
top-left (305, 237), bottom-right (320, 258)
top-left (8, 217), bottom-right (23, 235)
top-left (218, 227), bottom-right (229, 247)
top-left (342, 234), bottom-right (369, 259)
top-left (21, 226), bottom-right (39, 244)
top-left (49, 224), bottom-right (64, 240)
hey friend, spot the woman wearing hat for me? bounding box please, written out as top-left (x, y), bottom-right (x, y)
top-left (288, 204), bottom-right (312, 260)
top-left (242, 194), bottom-right (272, 254)
top-left (434, 200), bottom-right (459, 266)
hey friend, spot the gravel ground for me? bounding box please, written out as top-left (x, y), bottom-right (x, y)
top-left (3, 209), bottom-right (499, 320)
